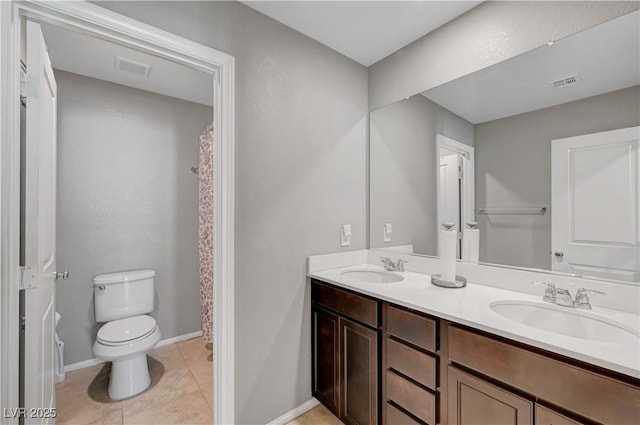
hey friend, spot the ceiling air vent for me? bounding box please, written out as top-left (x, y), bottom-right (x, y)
top-left (115, 56), bottom-right (152, 77)
top-left (551, 74), bottom-right (580, 89)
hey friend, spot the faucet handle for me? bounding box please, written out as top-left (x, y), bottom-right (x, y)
top-left (380, 257), bottom-right (395, 271)
top-left (575, 288), bottom-right (605, 310)
top-left (531, 281), bottom-right (555, 289)
top-left (576, 287), bottom-right (605, 296)
top-left (396, 259), bottom-right (408, 272)
top-left (531, 281), bottom-right (556, 302)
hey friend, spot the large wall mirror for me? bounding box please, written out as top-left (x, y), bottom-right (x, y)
top-left (370, 10), bottom-right (640, 283)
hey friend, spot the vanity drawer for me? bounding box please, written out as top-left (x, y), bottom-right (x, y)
top-left (311, 280), bottom-right (378, 328)
top-left (385, 402), bottom-right (422, 425)
top-left (386, 337), bottom-right (437, 390)
top-left (535, 405), bottom-right (585, 425)
top-left (448, 326), bottom-right (640, 425)
top-left (385, 304), bottom-right (436, 352)
top-left (386, 370), bottom-right (436, 425)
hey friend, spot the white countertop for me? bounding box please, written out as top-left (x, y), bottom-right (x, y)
top-left (309, 264), bottom-right (640, 379)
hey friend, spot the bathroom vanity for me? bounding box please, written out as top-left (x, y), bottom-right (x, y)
top-left (309, 258), bottom-right (640, 425)
top-left (312, 8), bottom-right (640, 425)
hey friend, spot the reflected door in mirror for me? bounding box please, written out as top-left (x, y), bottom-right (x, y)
top-left (552, 126), bottom-right (640, 282)
top-left (439, 153), bottom-right (462, 257)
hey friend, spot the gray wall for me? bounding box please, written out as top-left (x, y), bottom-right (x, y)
top-left (369, 2), bottom-right (639, 111)
top-left (475, 86), bottom-right (640, 270)
top-left (370, 95), bottom-right (473, 255)
top-left (56, 71), bottom-right (212, 365)
top-left (96, 2), bottom-right (368, 423)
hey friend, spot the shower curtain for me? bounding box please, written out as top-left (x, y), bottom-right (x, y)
top-left (198, 124), bottom-right (214, 344)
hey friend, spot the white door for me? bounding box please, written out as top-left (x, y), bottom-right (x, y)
top-left (22, 20), bottom-right (58, 424)
top-left (439, 154), bottom-right (461, 257)
top-left (551, 126), bottom-right (640, 282)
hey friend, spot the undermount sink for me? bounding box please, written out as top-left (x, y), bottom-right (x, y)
top-left (490, 300), bottom-right (639, 343)
top-left (340, 269), bottom-right (404, 284)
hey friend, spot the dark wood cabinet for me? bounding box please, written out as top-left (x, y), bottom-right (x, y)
top-left (340, 317), bottom-right (378, 425)
top-left (382, 303), bottom-right (440, 425)
top-left (312, 306), bottom-right (340, 415)
top-left (312, 280), bottom-right (379, 425)
top-left (311, 278), bottom-right (640, 425)
top-left (448, 366), bottom-right (533, 425)
top-left (447, 325), bottom-right (640, 424)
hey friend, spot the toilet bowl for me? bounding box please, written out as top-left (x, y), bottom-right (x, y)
top-left (92, 270), bottom-right (160, 400)
top-left (93, 315), bottom-right (161, 399)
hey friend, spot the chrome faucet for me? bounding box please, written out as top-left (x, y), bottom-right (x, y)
top-left (553, 288), bottom-right (576, 307)
top-left (531, 282), bottom-right (605, 309)
top-left (380, 257), bottom-right (407, 272)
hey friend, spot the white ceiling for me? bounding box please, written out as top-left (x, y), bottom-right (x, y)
top-left (242, 1), bottom-right (481, 66)
top-left (41, 23), bottom-right (213, 106)
top-left (423, 10), bottom-right (640, 124)
top-left (41, 1), bottom-right (481, 104)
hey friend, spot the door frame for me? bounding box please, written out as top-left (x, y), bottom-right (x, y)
top-left (436, 134), bottom-right (475, 256)
top-left (0, 2), bottom-right (236, 424)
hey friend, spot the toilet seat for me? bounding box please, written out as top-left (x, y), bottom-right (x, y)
top-left (97, 315), bottom-right (157, 346)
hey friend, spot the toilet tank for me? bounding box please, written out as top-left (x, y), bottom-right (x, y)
top-left (93, 269), bottom-right (156, 322)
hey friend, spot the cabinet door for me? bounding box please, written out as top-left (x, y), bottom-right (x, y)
top-left (340, 317), bottom-right (378, 425)
top-left (312, 306), bottom-right (340, 415)
top-left (449, 366), bottom-right (533, 425)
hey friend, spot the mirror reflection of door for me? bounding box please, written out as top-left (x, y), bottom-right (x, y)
top-left (439, 152), bottom-right (462, 257)
top-left (552, 126), bottom-right (640, 282)
top-left (437, 135), bottom-right (475, 260)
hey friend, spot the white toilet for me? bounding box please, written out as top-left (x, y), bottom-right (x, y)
top-left (92, 269), bottom-right (161, 400)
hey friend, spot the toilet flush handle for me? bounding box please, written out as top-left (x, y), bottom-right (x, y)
top-left (95, 284), bottom-right (106, 294)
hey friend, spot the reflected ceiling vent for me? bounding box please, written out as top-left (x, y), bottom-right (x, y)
top-left (551, 74), bottom-right (581, 89)
top-left (115, 56), bottom-right (151, 77)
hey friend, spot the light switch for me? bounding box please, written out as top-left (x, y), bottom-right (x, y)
top-left (384, 223), bottom-right (392, 243)
top-left (341, 224), bottom-right (352, 247)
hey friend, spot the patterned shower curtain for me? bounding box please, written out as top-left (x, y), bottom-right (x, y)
top-left (198, 124), bottom-right (214, 344)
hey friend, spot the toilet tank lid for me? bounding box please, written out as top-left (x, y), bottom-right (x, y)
top-left (93, 269), bottom-right (156, 285)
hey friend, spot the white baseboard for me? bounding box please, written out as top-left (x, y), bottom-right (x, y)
top-left (64, 330), bottom-right (203, 373)
top-left (64, 357), bottom-right (104, 372)
top-left (267, 398), bottom-right (320, 425)
top-left (156, 330), bottom-right (203, 348)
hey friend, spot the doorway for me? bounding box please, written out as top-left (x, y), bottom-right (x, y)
top-left (0, 2), bottom-right (235, 424)
top-left (40, 19), bottom-right (214, 422)
top-left (436, 134), bottom-right (475, 258)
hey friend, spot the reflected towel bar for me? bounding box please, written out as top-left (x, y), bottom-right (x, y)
top-left (478, 207), bottom-right (546, 215)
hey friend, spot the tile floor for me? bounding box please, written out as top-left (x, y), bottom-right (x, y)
top-left (285, 404), bottom-right (343, 425)
top-left (56, 336), bottom-right (213, 425)
top-left (56, 335), bottom-right (341, 424)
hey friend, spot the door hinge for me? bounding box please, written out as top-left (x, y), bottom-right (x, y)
top-left (458, 165), bottom-right (463, 179)
top-left (20, 71), bottom-right (37, 102)
top-left (21, 316), bottom-right (26, 331)
top-left (19, 265), bottom-right (37, 289)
